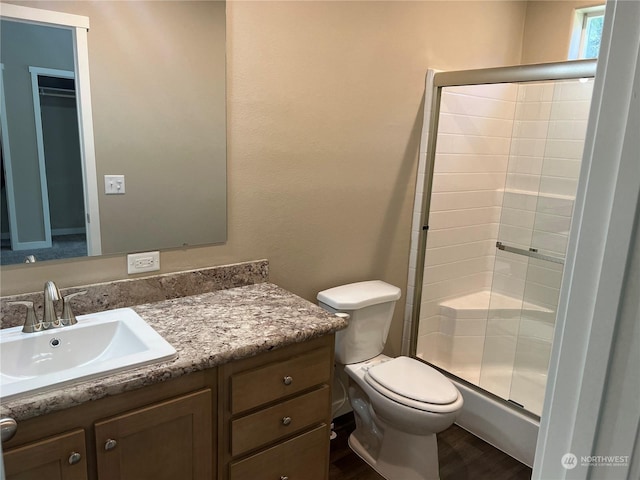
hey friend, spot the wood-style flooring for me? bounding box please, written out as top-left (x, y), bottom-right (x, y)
top-left (329, 413), bottom-right (532, 480)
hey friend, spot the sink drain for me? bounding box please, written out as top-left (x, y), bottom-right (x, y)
top-left (50, 338), bottom-right (61, 348)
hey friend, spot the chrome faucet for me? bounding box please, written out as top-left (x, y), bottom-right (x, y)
top-left (42, 280), bottom-right (61, 329)
top-left (8, 281), bottom-right (87, 333)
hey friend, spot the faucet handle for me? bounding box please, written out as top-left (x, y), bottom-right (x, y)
top-left (60, 291), bottom-right (87, 326)
top-left (7, 301), bottom-right (40, 333)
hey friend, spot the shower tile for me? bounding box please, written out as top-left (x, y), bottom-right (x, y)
top-left (510, 137), bottom-right (548, 157)
top-left (519, 317), bottom-right (555, 342)
top-left (418, 314), bottom-right (441, 336)
top-left (431, 173), bottom-right (505, 192)
top-left (502, 191), bottom-right (539, 211)
top-left (491, 273), bottom-right (526, 299)
top-left (541, 157), bottom-right (582, 179)
top-left (525, 263), bottom-right (563, 290)
top-left (517, 82), bottom-right (555, 103)
top-left (440, 92), bottom-right (516, 119)
top-left (531, 230), bottom-right (569, 255)
top-left (513, 119), bottom-right (551, 139)
top-left (500, 207), bottom-right (536, 229)
top-left (535, 195), bottom-right (575, 216)
top-left (538, 175), bottom-right (578, 198)
top-left (549, 98), bottom-right (592, 120)
top-left (533, 212), bottom-right (572, 235)
top-left (428, 207), bottom-right (501, 229)
top-left (425, 256), bottom-right (494, 284)
top-left (486, 317), bottom-right (520, 336)
top-left (508, 155), bottom-right (544, 175)
top-left (449, 82), bottom-right (518, 101)
top-left (433, 153), bottom-right (509, 173)
top-left (424, 240), bottom-right (495, 266)
top-left (494, 255), bottom-right (528, 279)
top-left (427, 224), bottom-right (499, 248)
top-left (450, 318), bottom-right (488, 337)
top-left (421, 271), bottom-right (492, 301)
top-left (505, 172), bottom-right (542, 192)
top-left (554, 80), bottom-right (594, 102)
top-left (515, 101), bottom-right (552, 121)
top-left (481, 335), bottom-right (518, 367)
top-left (430, 190), bottom-right (502, 211)
top-left (545, 138), bottom-right (585, 160)
top-left (451, 336), bottom-right (485, 371)
top-left (437, 113), bottom-right (514, 138)
top-left (496, 224), bottom-right (534, 248)
top-left (523, 281), bottom-right (562, 308)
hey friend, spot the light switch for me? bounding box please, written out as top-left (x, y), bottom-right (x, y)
top-left (105, 175), bottom-right (125, 195)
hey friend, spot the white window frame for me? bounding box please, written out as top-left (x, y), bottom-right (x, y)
top-left (569, 5), bottom-right (606, 60)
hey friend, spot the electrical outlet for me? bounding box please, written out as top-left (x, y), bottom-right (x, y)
top-left (127, 251), bottom-right (160, 274)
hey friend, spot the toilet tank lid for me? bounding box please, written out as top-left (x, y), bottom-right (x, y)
top-left (317, 280), bottom-right (401, 309)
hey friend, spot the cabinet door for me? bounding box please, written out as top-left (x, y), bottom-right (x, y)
top-left (95, 389), bottom-right (212, 480)
top-left (4, 429), bottom-right (88, 480)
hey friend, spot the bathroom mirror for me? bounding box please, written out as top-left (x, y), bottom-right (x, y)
top-left (0, 1), bottom-right (226, 266)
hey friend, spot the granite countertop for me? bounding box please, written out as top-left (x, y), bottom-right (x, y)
top-left (0, 282), bottom-right (347, 422)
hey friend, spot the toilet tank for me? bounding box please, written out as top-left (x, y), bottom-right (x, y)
top-left (317, 281), bottom-right (401, 364)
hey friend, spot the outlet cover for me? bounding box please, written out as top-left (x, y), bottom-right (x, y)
top-left (127, 251), bottom-right (160, 274)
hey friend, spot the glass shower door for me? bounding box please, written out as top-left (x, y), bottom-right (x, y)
top-left (479, 77), bottom-right (594, 415)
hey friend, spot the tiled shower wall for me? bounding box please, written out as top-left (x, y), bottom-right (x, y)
top-left (415, 83), bottom-right (517, 367)
top-left (409, 77), bottom-right (593, 411)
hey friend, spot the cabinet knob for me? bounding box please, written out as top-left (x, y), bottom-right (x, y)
top-left (0, 417), bottom-right (17, 443)
top-left (280, 476), bottom-right (289, 480)
top-left (68, 452), bottom-right (82, 465)
top-left (283, 376), bottom-right (293, 385)
top-left (104, 438), bottom-right (118, 451)
top-left (281, 416), bottom-right (292, 426)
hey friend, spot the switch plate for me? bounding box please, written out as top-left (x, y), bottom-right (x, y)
top-left (105, 175), bottom-right (125, 195)
top-left (127, 251), bottom-right (160, 274)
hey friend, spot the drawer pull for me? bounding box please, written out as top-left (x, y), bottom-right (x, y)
top-left (104, 438), bottom-right (118, 451)
top-left (281, 477), bottom-right (289, 480)
top-left (281, 416), bottom-right (292, 426)
top-left (283, 376), bottom-right (293, 385)
top-left (68, 452), bottom-right (82, 465)
top-left (0, 417), bottom-right (17, 443)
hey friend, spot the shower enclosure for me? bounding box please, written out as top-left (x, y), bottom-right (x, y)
top-left (406, 60), bottom-right (596, 462)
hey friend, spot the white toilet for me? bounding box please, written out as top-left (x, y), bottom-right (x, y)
top-left (318, 280), bottom-right (463, 480)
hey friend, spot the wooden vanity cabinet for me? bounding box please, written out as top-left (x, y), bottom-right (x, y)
top-left (218, 335), bottom-right (334, 480)
top-left (3, 429), bottom-right (88, 480)
top-left (94, 389), bottom-right (212, 479)
top-left (2, 370), bottom-right (217, 480)
top-left (2, 334), bottom-right (336, 480)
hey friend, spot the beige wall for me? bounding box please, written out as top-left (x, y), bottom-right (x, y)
top-left (1, 1), bottom-right (531, 357)
top-left (521, 0), bottom-right (604, 63)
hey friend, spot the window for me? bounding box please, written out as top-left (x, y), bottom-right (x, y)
top-left (569, 5), bottom-right (606, 59)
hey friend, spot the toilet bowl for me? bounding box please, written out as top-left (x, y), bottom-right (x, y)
top-left (344, 355), bottom-right (463, 480)
top-left (318, 281), bottom-right (463, 480)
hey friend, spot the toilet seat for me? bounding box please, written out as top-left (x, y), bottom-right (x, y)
top-left (364, 356), bottom-right (460, 413)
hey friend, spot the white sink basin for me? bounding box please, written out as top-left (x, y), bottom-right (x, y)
top-left (0, 308), bottom-right (177, 400)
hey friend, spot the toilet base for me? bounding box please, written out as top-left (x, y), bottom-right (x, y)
top-left (348, 427), bottom-right (441, 480)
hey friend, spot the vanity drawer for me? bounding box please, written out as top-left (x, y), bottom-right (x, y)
top-left (231, 385), bottom-right (329, 456)
top-left (229, 423), bottom-right (329, 480)
top-left (230, 346), bottom-right (331, 414)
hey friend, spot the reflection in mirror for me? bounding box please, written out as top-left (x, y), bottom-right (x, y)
top-left (0, 1), bottom-right (227, 266)
top-left (1, 19), bottom-right (92, 264)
